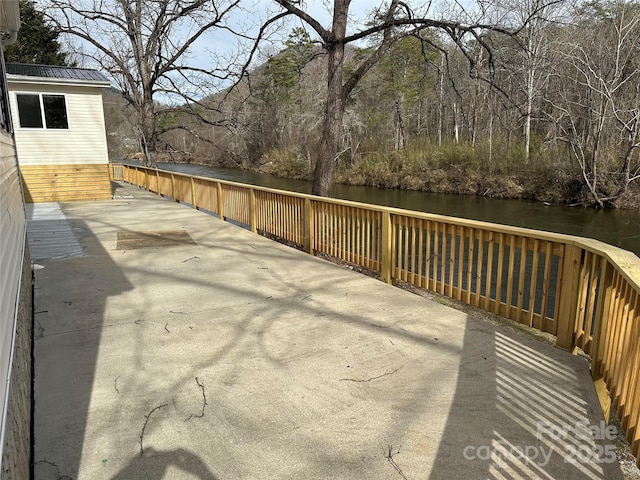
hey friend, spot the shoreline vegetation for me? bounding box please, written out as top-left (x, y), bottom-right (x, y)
top-left (150, 140), bottom-right (640, 210)
top-left (105, 18), bottom-right (640, 209)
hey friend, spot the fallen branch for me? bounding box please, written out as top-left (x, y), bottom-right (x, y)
top-left (139, 404), bottom-right (167, 456)
top-left (340, 366), bottom-right (403, 383)
top-left (385, 445), bottom-right (408, 480)
top-left (184, 377), bottom-right (207, 421)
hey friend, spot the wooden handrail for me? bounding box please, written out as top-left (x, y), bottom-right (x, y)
top-left (109, 163), bottom-right (640, 271)
top-left (110, 162), bottom-right (640, 463)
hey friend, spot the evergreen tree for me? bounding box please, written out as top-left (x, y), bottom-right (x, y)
top-left (4, 0), bottom-right (69, 65)
top-left (263, 28), bottom-right (316, 104)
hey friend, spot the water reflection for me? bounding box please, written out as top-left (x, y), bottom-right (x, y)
top-left (152, 162), bottom-right (640, 256)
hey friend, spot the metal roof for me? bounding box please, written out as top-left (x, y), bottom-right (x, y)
top-left (6, 63), bottom-right (110, 83)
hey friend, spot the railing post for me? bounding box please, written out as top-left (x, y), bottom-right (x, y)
top-left (304, 198), bottom-right (314, 254)
top-left (156, 169), bottom-right (160, 194)
top-left (134, 166), bottom-right (139, 188)
top-left (144, 167), bottom-right (150, 191)
top-left (171, 174), bottom-right (179, 202)
top-left (591, 261), bottom-right (614, 421)
top-left (250, 188), bottom-right (257, 233)
top-left (191, 177), bottom-right (197, 209)
top-left (216, 182), bottom-right (224, 220)
top-left (381, 212), bottom-right (393, 284)
top-left (556, 244), bottom-right (583, 353)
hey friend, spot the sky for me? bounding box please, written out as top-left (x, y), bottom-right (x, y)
top-left (42, 0), bottom-right (472, 102)
top-left (180, 0), bottom-right (433, 97)
top-left (41, 0), bottom-right (385, 96)
top-left (187, 0), bottom-right (389, 66)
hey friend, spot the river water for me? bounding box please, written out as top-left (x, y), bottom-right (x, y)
top-left (154, 162), bottom-right (640, 256)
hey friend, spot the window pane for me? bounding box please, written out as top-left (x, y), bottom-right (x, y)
top-left (16, 94), bottom-right (43, 128)
top-left (43, 95), bottom-right (68, 129)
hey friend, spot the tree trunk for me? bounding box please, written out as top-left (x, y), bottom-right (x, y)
top-left (312, 43), bottom-right (345, 195)
top-left (437, 53), bottom-right (445, 147)
top-left (453, 103), bottom-right (460, 145)
top-left (395, 99), bottom-right (406, 150)
top-left (311, 1), bottom-right (348, 196)
top-left (524, 66), bottom-right (534, 164)
top-left (139, 91), bottom-right (157, 167)
top-left (307, 0), bottom-right (401, 195)
top-left (488, 110), bottom-right (493, 168)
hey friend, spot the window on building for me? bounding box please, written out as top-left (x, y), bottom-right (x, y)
top-left (16, 93), bottom-right (68, 129)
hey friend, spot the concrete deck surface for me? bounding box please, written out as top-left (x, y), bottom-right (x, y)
top-left (30, 182), bottom-right (623, 480)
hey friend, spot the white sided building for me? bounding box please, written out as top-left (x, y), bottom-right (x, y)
top-left (6, 63), bottom-right (112, 202)
top-left (0, 2), bottom-right (33, 478)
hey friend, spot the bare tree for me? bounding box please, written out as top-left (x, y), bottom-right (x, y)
top-left (490, 0), bottom-right (562, 162)
top-left (250, 0), bottom-right (558, 196)
top-left (515, 0), bottom-right (553, 162)
top-left (547, 1), bottom-right (640, 207)
top-left (43, 0), bottom-right (243, 166)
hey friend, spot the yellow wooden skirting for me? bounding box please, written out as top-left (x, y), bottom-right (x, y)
top-left (20, 164), bottom-right (111, 203)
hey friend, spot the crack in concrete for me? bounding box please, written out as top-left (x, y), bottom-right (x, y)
top-left (35, 459), bottom-right (74, 480)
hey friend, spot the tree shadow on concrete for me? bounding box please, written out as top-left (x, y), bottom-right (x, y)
top-left (30, 183), bottom-right (629, 479)
top-left (111, 448), bottom-right (218, 480)
top-left (86, 192), bottom-right (627, 479)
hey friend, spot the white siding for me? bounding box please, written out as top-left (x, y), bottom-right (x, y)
top-left (8, 82), bottom-right (109, 166)
top-left (0, 126), bottom-right (25, 457)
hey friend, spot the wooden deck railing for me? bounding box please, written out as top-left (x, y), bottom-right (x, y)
top-left (110, 162), bottom-right (640, 464)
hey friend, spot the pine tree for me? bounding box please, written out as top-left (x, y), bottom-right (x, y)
top-left (4, 0), bottom-right (70, 65)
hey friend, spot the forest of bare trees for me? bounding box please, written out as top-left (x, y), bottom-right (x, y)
top-left (47, 0), bottom-right (640, 207)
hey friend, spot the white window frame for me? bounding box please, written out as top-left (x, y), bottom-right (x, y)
top-left (15, 92), bottom-right (70, 130)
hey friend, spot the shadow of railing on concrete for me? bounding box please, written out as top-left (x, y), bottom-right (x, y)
top-left (428, 326), bottom-right (622, 479)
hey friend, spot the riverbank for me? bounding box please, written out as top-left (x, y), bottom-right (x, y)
top-left (249, 148), bottom-right (640, 209)
top-left (153, 144), bottom-right (640, 209)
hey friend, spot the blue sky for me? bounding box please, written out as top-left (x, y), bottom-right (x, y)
top-left (187, 0), bottom-right (386, 65)
top-left (49, 0), bottom-right (385, 98)
top-left (149, 0), bottom-right (390, 100)
top-left (48, 0), bottom-right (471, 101)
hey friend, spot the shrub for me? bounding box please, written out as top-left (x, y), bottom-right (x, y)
top-left (259, 147), bottom-right (311, 179)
